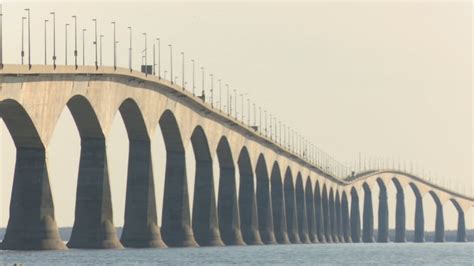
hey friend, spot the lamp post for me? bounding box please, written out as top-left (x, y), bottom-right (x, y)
top-left (50, 12), bottom-right (56, 68)
top-left (210, 74), bottom-right (214, 107)
top-left (112, 22), bottom-right (116, 70)
top-left (153, 44), bottom-right (156, 75)
top-left (191, 59), bottom-right (195, 95)
top-left (92, 19), bottom-right (97, 69)
top-left (234, 89), bottom-right (237, 119)
top-left (24, 9), bottom-right (31, 68)
top-left (82, 28), bottom-right (86, 66)
top-left (201, 66), bottom-right (205, 100)
top-left (99, 34), bottom-right (104, 66)
top-left (44, 19), bottom-right (48, 65)
top-left (181, 52), bottom-right (185, 89)
top-left (247, 98), bottom-right (250, 125)
top-left (72, 15), bottom-right (77, 69)
top-left (156, 38), bottom-right (160, 78)
top-left (168, 44), bottom-right (172, 83)
top-left (218, 79), bottom-right (222, 111)
top-left (65, 23), bottom-right (69, 65)
top-left (128, 26), bottom-right (132, 71)
top-left (226, 84), bottom-right (230, 115)
top-left (143, 33), bottom-right (147, 74)
top-left (21, 16), bottom-right (26, 65)
top-left (0, 8), bottom-right (2, 69)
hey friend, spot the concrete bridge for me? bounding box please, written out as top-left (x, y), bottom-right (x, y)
top-left (0, 65), bottom-right (473, 250)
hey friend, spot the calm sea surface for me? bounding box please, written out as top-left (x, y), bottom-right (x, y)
top-left (0, 242), bottom-right (473, 265)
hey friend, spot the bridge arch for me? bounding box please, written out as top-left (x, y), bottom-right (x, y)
top-left (270, 161), bottom-right (290, 244)
top-left (255, 154), bottom-right (277, 244)
top-left (118, 98), bottom-right (165, 248)
top-left (0, 99), bottom-right (65, 250)
top-left (190, 126), bottom-right (223, 246)
top-left (237, 147), bottom-right (262, 245)
top-left (159, 109), bottom-right (197, 247)
top-left (284, 167), bottom-right (300, 243)
top-left (65, 94), bottom-right (122, 249)
top-left (295, 173), bottom-right (310, 243)
top-left (216, 136), bottom-right (244, 245)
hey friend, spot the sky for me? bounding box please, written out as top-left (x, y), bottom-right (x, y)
top-left (0, 1), bottom-right (473, 232)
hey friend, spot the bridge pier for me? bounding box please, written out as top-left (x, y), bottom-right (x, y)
top-left (284, 174), bottom-right (301, 244)
top-left (256, 160), bottom-right (277, 245)
top-left (456, 209), bottom-right (467, 242)
top-left (322, 187), bottom-right (332, 243)
top-left (335, 193), bottom-right (344, 243)
top-left (350, 189), bottom-right (361, 243)
top-left (0, 147), bottom-right (66, 250)
top-left (271, 166), bottom-right (290, 244)
top-left (362, 185), bottom-right (374, 243)
top-left (341, 193), bottom-right (352, 243)
top-left (377, 185), bottom-right (389, 243)
top-left (296, 177), bottom-right (311, 244)
top-left (305, 180), bottom-right (318, 243)
top-left (394, 190), bottom-right (406, 242)
top-left (315, 184), bottom-right (326, 243)
top-left (434, 200), bottom-right (445, 242)
top-left (413, 192), bottom-right (425, 243)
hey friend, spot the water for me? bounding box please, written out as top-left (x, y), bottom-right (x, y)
top-left (1, 243), bottom-right (473, 265)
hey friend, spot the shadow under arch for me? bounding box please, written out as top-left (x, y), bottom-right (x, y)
top-left (304, 177), bottom-right (318, 243)
top-left (119, 98), bottom-right (165, 248)
top-left (284, 167), bottom-right (301, 244)
top-left (376, 178), bottom-right (389, 243)
top-left (350, 187), bottom-right (361, 243)
top-left (159, 110), bottom-right (198, 247)
top-left (362, 182), bottom-right (374, 243)
top-left (66, 95), bottom-right (122, 249)
top-left (216, 137), bottom-right (245, 245)
top-left (314, 181), bottom-right (326, 242)
top-left (321, 184), bottom-right (331, 242)
top-left (391, 177), bottom-right (406, 242)
top-left (238, 147), bottom-right (263, 245)
top-left (190, 126), bottom-right (223, 246)
top-left (0, 99), bottom-right (65, 250)
top-left (328, 187), bottom-right (338, 243)
top-left (428, 191), bottom-right (445, 242)
top-left (409, 182), bottom-right (425, 242)
top-left (270, 162), bottom-right (290, 244)
top-left (449, 199), bottom-right (467, 242)
top-left (341, 191), bottom-right (352, 242)
top-left (255, 154), bottom-right (277, 244)
top-left (295, 173), bottom-right (310, 243)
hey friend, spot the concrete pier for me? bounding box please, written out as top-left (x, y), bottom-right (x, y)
top-left (456, 209), bottom-right (467, 242)
top-left (271, 165), bottom-right (290, 244)
top-left (335, 192), bottom-right (344, 243)
top-left (256, 158), bottom-right (277, 244)
top-left (350, 189), bottom-right (361, 243)
top-left (329, 190), bottom-right (339, 243)
top-left (394, 190), bottom-right (406, 242)
top-left (322, 186), bottom-right (332, 243)
top-left (431, 193), bottom-right (445, 243)
top-left (362, 185), bottom-right (374, 243)
top-left (413, 187), bottom-right (425, 243)
top-left (314, 183), bottom-right (326, 243)
top-left (296, 176), bottom-right (311, 244)
top-left (284, 172), bottom-right (301, 244)
top-left (377, 183), bottom-right (389, 243)
top-left (341, 193), bottom-right (352, 243)
top-left (305, 180), bottom-right (318, 243)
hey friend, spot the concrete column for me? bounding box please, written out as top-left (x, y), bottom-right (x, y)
top-left (456, 209), bottom-right (467, 242)
top-left (257, 177), bottom-right (277, 244)
top-left (341, 194), bottom-right (352, 243)
top-left (434, 201), bottom-right (445, 242)
top-left (68, 138), bottom-right (123, 249)
top-left (218, 166), bottom-right (245, 245)
top-left (394, 191), bottom-right (406, 242)
top-left (161, 151), bottom-right (198, 247)
top-left (1, 147), bottom-right (66, 250)
top-left (329, 193), bottom-right (338, 243)
top-left (335, 195), bottom-right (344, 243)
top-left (296, 180), bottom-right (311, 244)
top-left (305, 183), bottom-right (318, 243)
top-left (285, 181), bottom-right (301, 244)
top-left (362, 186), bottom-right (374, 243)
top-left (315, 188), bottom-right (326, 243)
top-left (121, 140), bottom-right (166, 248)
top-left (413, 194), bottom-right (425, 243)
top-left (239, 173), bottom-right (263, 245)
top-left (350, 191), bottom-right (361, 243)
top-left (377, 187), bottom-right (389, 243)
top-left (192, 159), bottom-right (224, 247)
top-left (271, 176), bottom-right (290, 244)
top-left (322, 189), bottom-right (332, 243)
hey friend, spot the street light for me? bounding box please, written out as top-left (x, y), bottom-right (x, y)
top-left (65, 24), bottom-right (69, 65)
top-left (210, 74), bottom-right (214, 107)
top-left (21, 16), bottom-right (26, 65)
top-left (92, 19), bottom-right (98, 69)
top-left (191, 59), bottom-right (195, 95)
top-left (44, 19), bottom-right (48, 65)
top-left (201, 66), bottom-right (205, 100)
top-left (82, 28), bottom-right (86, 66)
top-left (112, 22), bottom-right (116, 70)
top-left (0, 8), bottom-right (2, 69)
top-left (143, 33), bottom-right (147, 74)
top-left (168, 44), bottom-right (173, 83)
top-left (153, 43), bottom-right (156, 75)
top-left (128, 26), bottom-right (132, 71)
top-left (99, 34), bottom-right (104, 66)
top-left (24, 9), bottom-right (31, 69)
top-left (226, 84), bottom-right (230, 115)
top-left (72, 15), bottom-right (77, 69)
top-left (156, 38), bottom-right (160, 78)
top-left (218, 79), bottom-right (222, 111)
top-left (181, 52), bottom-right (185, 89)
top-left (50, 12), bottom-right (56, 68)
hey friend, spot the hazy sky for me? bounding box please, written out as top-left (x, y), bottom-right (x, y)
top-left (0, 1), bottom-right (472, 232)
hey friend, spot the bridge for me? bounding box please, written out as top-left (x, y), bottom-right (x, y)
top-left (0, 64), bottom-right (473, 250)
